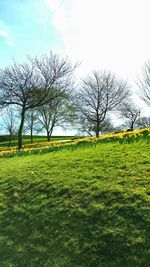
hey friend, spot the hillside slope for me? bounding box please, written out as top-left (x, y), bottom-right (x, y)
top-left (0, 141), bottom-right (150, 266)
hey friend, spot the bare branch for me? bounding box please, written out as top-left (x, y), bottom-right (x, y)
top-left (73, 71), bottom-right (130, 137)
top-left (0, 52), bottom-right (78, 149)
top-left (138, 60), bottom-right (150, 106)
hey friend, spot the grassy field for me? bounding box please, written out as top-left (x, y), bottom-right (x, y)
top-left (0, 135), bottom-right (79, 150)
top-left (0, 138), bottom-right (150, 266)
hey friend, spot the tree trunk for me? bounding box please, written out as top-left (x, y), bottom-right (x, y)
top-left (47, 131), bottom-right (50, 141)
top-left (130, 121), bottom-right (134, 131)
top-left (9, 132), bottom-right (12, 147)
top-left (31, 126), bottom-right (33, 143)
top-left (30, 111), bottom-right (34, 144)
top-left (96, 130), bottom-right (99, 138)
top-left (96, 121), bottom-right (100, 138)
top-left (47, 124), bottom-right (54, 141)
top-left (18, 108), bottom-right (26, 150)
top-left (95, 114), bottom-right (100, 138)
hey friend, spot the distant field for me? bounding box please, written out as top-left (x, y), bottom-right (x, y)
top-left (0, 137), bottom-right (149, 266)
top-left (0, 135), bottom-right (80, 149)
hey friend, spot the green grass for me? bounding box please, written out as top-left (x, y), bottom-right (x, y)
top-left (0, 140), bottom-right (150, 266)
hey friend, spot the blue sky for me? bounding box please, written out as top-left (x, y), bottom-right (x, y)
top-left (0, 0), bottom-right (64, 68)
top-left (0, 0), bottom-right (150, 83)
top-left (0, 0), bottom-right (150, 133)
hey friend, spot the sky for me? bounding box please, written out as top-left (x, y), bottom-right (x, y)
top-left (0, 0), bottom-right (150, 134)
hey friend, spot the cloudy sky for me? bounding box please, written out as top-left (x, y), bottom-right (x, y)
top-left (0, 0), bottom-right (150, 133)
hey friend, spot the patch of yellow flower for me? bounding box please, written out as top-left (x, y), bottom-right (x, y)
top-left (0, 140), bottom-right (75, 157)
top-left (97, 128), bottom-right (150, 141)
top-left (0, 128), bottom-right (150, 157)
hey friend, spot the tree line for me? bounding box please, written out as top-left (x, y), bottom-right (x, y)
top-left (0, 52), bottom-right (150, 149)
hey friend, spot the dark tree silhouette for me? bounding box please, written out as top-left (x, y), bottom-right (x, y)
top-left (0, 52), bottom-right (77, 149)
top-left (138, 61), bottom-right (150, 106)
top-left (73, 71), bottom-right (130, 137)
top-left (2, 107), bottom-right (17, 146)
top-left (119, 102), bottom-right (140, 130)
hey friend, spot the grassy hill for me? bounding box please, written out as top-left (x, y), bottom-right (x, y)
top-left (0, 135), bottom-right (150, 266)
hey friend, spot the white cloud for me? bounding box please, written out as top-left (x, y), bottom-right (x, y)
top-left (44, 0), bottom-right (150, 84)
top-left (44, 0), bottom-right (150, 118)
top-left (0, 21), bottom-right (14, 46)
top-left (44, 0), bottom-right (61, 12)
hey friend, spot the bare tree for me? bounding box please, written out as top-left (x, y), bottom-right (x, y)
top-left (2, 106), bottom-right (17, 146)
top-left (0, 52), bottom-right (77, 149)
top-left (73, 71), bottom-right (130, 137)
top-left (77, 116), bottom-right (115, 136)
top-left (76, 115), bottom-right (95, 136)
top-left (100, 118), bottom-right (115, 133)
top-left (138, 61), bottom-right (150, 106)
top-left (119, 102), bottom-right (140, 130)
top-left (24, 109), bottom-right (38, 143)
top-left (37, 97), bottom-right (72, 141)
top-left (136, 116), bottom-right (150, 128)
top-left (29, 52), bottom-right (77, 94)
